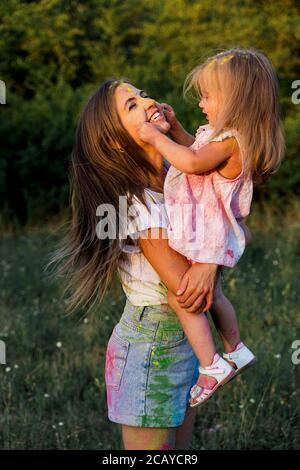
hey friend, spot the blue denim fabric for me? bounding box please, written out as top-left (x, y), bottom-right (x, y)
top-left (105, 299), bottom-right (199, 427)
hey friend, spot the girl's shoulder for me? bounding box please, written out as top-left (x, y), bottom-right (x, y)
top-left (210, 128), bottom-right (238, 143)
top-left (195, 124), bottom-right (239, 143)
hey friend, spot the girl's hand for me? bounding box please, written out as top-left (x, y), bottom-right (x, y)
top-left (137, 121), bottom-right (161, 144)
top-left (176, 262), bottom-right (218, 312)
top-left (159, 102), bottom-right (178, 130)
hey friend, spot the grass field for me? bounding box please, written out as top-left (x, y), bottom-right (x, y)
top-left (0, 205), bottom-right (300, 450)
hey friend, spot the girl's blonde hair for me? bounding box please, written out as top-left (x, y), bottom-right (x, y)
top-left (184, 48), bottom-right (285, 183)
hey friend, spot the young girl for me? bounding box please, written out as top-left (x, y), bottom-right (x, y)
top-left (138, 48), bottom-right (285, 407)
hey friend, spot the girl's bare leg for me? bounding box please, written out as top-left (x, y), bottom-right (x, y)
top-left (209, 273), bottom-right (241, 357)
top-left (121, 425), bottom-right (176, 450)
top-left (168, 297), bottom-right (218, 391)
top-left (169, 303), bottom-right (216, 367)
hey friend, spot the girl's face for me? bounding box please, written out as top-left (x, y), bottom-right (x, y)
top-left (199, 88), bottom-right (220, 127)
top-left (115, 83), bottom-right (170, 150)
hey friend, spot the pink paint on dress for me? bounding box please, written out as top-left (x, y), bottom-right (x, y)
top-left (164, 124), bottom-right (253, 268)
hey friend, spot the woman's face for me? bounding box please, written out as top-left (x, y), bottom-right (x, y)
top-left (114, 83), bottom-right (170, 150)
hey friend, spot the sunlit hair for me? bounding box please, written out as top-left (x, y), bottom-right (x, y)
top-left (184, 48), bottom-right (285, 183)
top-left (46, 79), bottom-right (159, 314)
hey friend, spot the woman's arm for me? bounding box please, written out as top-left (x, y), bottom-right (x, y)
top-left (138, 122), bottom-right (235, 175)
top-left (138, 228), bottom-right (218, 313)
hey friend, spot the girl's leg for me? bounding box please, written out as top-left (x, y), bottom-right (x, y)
top-left (169, 301), bottom-right (216, 368)
top-left (209, 273), bottom-right (241, 357)
top-left (121, 425), bottom-right (177, 450)
top-left (167, 296), bottom-right (218, 391)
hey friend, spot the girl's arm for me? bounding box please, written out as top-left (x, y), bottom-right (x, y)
top-left (168, 119), bottom-right (195, 147)
top-left (138, 228), bottom-right (218, 313)
top-left (138, 122), bottom-right (235, 174)
top-left (159, 102), bottom-right (195, 147)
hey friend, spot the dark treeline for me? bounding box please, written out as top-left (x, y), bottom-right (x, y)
top-left (1, 0), bottom-right (300, 225)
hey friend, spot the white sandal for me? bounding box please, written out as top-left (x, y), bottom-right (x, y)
top-left (189, 353), bottom-right (235, 408)
top-left (222, 342), bottom-right (257, 379)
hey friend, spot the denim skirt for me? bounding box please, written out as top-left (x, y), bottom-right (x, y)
top-left (105, 298), bottom-right (199, 428)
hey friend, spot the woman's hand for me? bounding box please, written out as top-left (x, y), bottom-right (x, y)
top-left (176, 262), bottom-right (219, 312)
top-left (167, 289), bottom-right (206, 314)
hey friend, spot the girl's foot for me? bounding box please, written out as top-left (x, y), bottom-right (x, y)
top-left (223, 342), bottom-right (257, 377)
top-left (189, 353), bottom-right (235, 407)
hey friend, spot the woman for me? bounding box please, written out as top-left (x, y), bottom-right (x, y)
top-left (51, 79), bottom-right (218, 450)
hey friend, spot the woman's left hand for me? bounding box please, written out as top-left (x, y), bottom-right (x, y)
top-left (176, 262), bottom-right (218, 312)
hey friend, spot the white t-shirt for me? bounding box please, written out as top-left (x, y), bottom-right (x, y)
top-left (117, 188), bottom-right (170, 306)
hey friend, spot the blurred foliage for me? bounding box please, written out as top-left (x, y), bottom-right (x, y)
top-left (0, 0), bottom-right (300, 224)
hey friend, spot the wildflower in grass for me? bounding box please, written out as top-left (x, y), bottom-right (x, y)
top-left (58, 422), bottom-right (64, 427)
top-left (239, 404), bottom-right (244, 409)
top-left (274, 353), bottom-right (281, 359)
top-left (250, 398), bottom-right (255, 403)
top-left (5, 366), bottom-right (11, 372)
top-left (83, 317), bottom-right (89, 323)
top-left (105, 316), bottom-right (109, 320)
top-left (208, 427), bottom-right (217, 434)
top-left (56, 341), bottom-right (62, 348)
top-left (44, 393), bottom-right (50, 398)
top-left (273, 260), bottom-right (279, 266)
top-left (52, 425), bottom-right (56, 429)
top-left (14, 364), bottom-right (19, 369)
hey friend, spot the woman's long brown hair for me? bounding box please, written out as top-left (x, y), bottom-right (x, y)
top-left (46, 79), bottom-right (159, 314)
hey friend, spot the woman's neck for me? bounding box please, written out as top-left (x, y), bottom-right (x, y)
top-left (147, 148), bottom-right (164, 193)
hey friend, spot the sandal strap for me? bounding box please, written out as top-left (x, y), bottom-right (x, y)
top-left (190, 386), bottom-right (212, 400)
top-left (223, 351), bottom-right (240, 360)
top-left (198, 365), bottom-right (226, 376)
